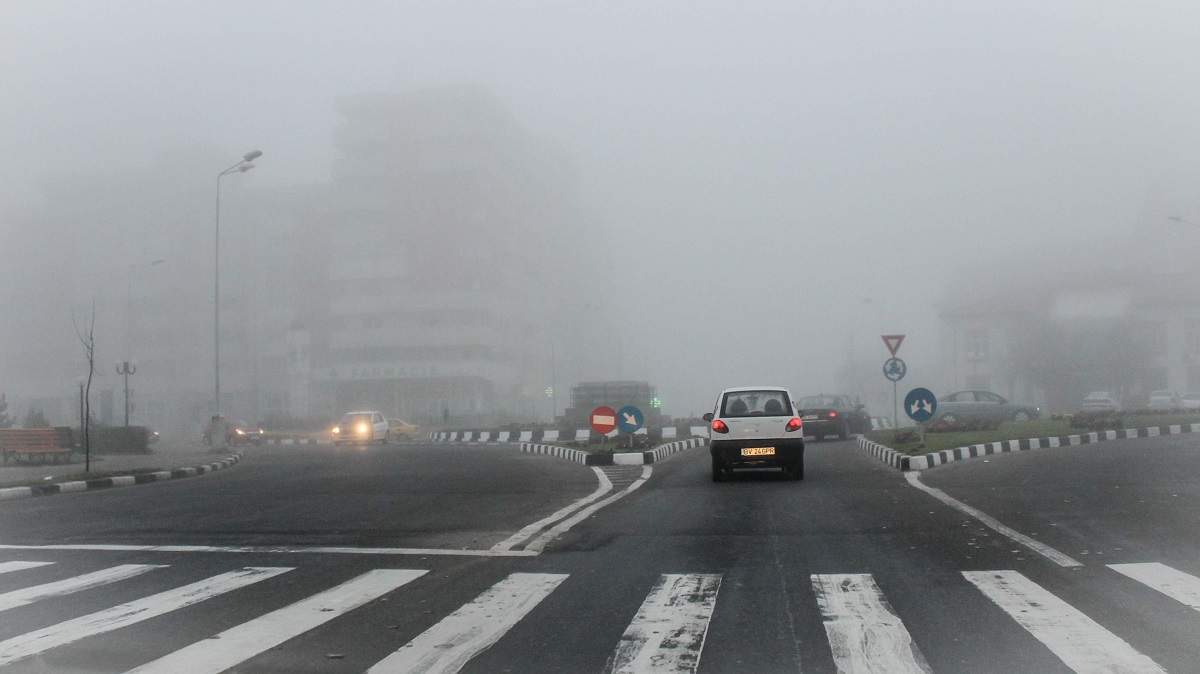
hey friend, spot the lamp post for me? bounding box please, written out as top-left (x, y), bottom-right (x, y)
top-left (115, 360), bottom-right (136, 427)
top-left (214, 150), bottom-right (262, 418)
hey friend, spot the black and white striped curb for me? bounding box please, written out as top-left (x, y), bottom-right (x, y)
top-left (520, 437), bottom-right (708, 467)
top-left (857, 436), bottom-right (912, 470)
top-left (0, 451), bottom-right (243, 502)
top-left (434, 427), bottom-right (710, 444)
top-left (431, 431), bottom-right (517, 443)
top-left (264, 437), bottom-right (321, 445)
top-left (859, 422), bottom-right (1200, 471)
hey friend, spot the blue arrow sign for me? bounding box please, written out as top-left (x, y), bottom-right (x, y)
top-left (616, 405), bottom-right (645, 434)
top-left (903, 388), bottom-right (938, 423)
top-left (883, 357), bottom-right (907, 382)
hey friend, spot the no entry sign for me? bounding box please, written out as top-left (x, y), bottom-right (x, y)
top-left (590, 406), bottom-right (617, 435)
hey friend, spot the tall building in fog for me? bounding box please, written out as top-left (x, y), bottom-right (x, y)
top-left (294, 88), bottom-right (608, 424)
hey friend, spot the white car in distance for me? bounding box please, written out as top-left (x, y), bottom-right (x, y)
top-left (332, 410), bottom-right (390, 446)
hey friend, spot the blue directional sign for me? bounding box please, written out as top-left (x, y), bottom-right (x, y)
top-left (904, 388), bottom-right (938, 423)
top-left (883, 357), bottom-right (907, 382)
top-left (616, 405), bottom-right (645, 434)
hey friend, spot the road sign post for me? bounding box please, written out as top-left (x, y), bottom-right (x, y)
top-left (590, 406), bottom-right (617, 436)
top-left (882, 357), bottom-right (907, 429)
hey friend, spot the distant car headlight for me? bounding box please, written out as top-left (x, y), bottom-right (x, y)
top-left (356, 423), bottom-right (370, 435)
top-left (235, 428), bottom-right (245, 436)
top-left (332, 426), bottom-right (340, 435)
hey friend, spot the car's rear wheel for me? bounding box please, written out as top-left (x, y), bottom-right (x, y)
top-left (711, 456), bottom-right (726, 482)
top-left (788, 459), bottom-right (805, 481)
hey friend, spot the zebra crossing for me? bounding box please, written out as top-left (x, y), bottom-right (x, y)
top-left (0, 557), bottom-right (1198, 672)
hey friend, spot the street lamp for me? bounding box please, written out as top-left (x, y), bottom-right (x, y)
top-left (214, 150), bottom-right (262, 418)
top-left (115, 360), bottom-right (137, 427)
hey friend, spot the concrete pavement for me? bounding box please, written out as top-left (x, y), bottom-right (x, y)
top-left (0, 438), bottom-right (1196, 672)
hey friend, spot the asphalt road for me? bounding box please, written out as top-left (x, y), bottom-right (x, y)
top-left (0, 437), bottom-right (1197, 672)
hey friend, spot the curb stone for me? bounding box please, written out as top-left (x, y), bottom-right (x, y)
top-left (520, 438), bottom-right (707, 466)
top-left (857, 422), bottom-right (1200, 471)
top-left (0, 451), bottom-right (243, 502)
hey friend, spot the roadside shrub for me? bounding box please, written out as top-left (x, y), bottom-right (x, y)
top-left (90, 426), bottom-right (150, 453)
top-left (893, 430), bottom-right (921, 444)
top-left (1070, 411), bottom-right (1122, 430)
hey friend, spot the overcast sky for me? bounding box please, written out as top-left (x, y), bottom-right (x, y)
top-left (4, 1), bottom-right (1200, 415)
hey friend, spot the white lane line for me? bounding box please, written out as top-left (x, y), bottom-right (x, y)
top-left (0, 566), bottom-right (291, 667)
top-left (0, 561), bottom-right (53, 575)
top-left (127, 568), bottom-right (427, 674)
top-left (963, 570), bottom-right (1166, 673)
top-left (367, 572), bottom-right (567, 674)
top-left (1109, 563), bottom-right (1200, 612)
top-left (525, 465), bottom-right (652, 553)
top-left (0, 564), bottom-right (165, 613)
top-left (605, 573), bottom-right (722, 674)
top-left (904, 472), bottom-right (1082, 568)
top-left (0, 544), bottom-right (535, 557)
top-left (811, 574), bottom-right (931, 674)
top-left (491, 467), bottom-right (614, 551)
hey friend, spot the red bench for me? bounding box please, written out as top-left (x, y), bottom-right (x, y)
top-left (0, 429), bottom-right (73, 465)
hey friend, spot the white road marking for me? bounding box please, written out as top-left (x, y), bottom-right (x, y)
top-left (367, 572), bottom-right (567, 674)
top-left (606, 573), bottom-right (722, 674)
top-left (904, 472), bottom-right (1082, 567)
top-left (963, 570), bottom-right (1166, 673)
top-left (525, 465), bottom-right (652, 553)
top-left (491, 467), bottom-right (613, 551)
top-left (0, 563), bottom-right (165, 613)
top-left (0, 566), bottom-right (291, 667)
top-left (0, 561), bottom-right (53, 575)
top-left (1109, 562), bottom-right (1200, 612)
top-left (811, 574), bottom-right (931, 674)
top-left (127, 568), bottom-right (427, 674)
top-left (0, 543), bottom-right (535, 557)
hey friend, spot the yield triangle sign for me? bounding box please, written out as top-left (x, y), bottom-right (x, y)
top-left (882, 334), bottom-right (905, 356)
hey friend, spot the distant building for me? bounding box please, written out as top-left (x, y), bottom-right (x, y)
top-left (296, 88), bottom-right (606, 425)
top-left (938, 267), bottom-right (1200, 411)
top-left (561, 381), bottom-right (666, 429)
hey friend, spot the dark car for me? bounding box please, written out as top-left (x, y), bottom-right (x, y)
top-left (796, 394), bottom-right (871, 440)
top-left (227, 420), bottom-right (265, 446)
top-left (934, 390), bottom-right (1040, 428)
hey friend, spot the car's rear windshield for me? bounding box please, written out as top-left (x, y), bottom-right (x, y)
top-left (721, 390), bottom-right (792, 417)
top-left (798, 396), bottom-right (840, 409)
top-left (341, 413), bottom-right (372, 424)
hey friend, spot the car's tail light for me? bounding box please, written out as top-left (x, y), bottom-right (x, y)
top-left (827, 410), bottom-right (838, 419)
top-left (786, 417), bottom-right (803, 432)
top-left (711, 419), bottom-right (729, 434)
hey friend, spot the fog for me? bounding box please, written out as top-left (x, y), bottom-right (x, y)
top-left (3, 1), bottom-right (1200, 432)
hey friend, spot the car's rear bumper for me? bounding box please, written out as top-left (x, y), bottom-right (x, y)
top-left (710, 438), bottom-right (804, 469)
top-left (802, 419), bottom-right (844, 434)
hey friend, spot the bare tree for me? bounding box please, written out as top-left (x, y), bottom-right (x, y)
top-left (73, 301), bottom-right (96, 472)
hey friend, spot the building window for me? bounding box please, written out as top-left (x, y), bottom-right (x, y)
top-left (965, 329), bottom-right (989, 362)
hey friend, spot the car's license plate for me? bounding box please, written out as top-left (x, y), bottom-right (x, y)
top-left (741, 447), bottom-right (776, 456)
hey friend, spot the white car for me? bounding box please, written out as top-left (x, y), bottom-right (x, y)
top-left (1080, 392), bottom-right (1121, 413)
top-left (331, 410), bottom-right (390, 445)
top-left (1148, 390), bottom-right (1182, 411)
top-left (1182, 393), bottom-right (1200, 410)
top-left (703, 386), bottom-right (805, 482)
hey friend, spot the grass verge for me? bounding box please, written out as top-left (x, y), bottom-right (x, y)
top-left (867, 414), bottom-right (1200, 455)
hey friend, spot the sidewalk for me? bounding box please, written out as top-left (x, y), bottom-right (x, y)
top-left (0, 440), bottom-right (240, 488)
